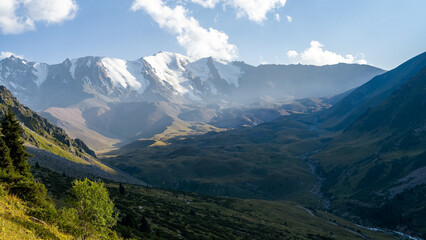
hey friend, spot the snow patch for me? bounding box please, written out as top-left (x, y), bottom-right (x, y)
top-left (143, 52), bottom-right (201, 100)
top-left (9, 81), bottom-right (17, 89)
top-left (33, 63), bottom-right (48, 86)
top-left (69, 58), bottom-right (77, 79)
top-left (100, 57), bottom-right (149, 94)
top-left (186, 58), bottom-right (211, 82)
top-left (126, 59), bottom-right (150, 94)
top-left (214, 61), bottom-right (242, 87)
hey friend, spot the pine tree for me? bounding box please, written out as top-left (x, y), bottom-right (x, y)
top-left (1, 108), bottom-right (31, 177)
top-left (139, 216), bottom-right (150, 233)
top-left (122, 213), bottom-right (137, 229)
top-left (0, 136), bottom-right (13, 172)
top-left (119, 183), bottom-right (126, 195)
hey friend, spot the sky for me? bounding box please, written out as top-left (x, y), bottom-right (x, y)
top-left (0, 0), bottom-right (425, 70)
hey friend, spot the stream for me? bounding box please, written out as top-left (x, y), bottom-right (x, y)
top-left (301, 149), bottom-right (423, 240)
top-left (356, 225), bottom-right (423, 240)
top-left (299, 148), bottom-right (330, 209)
top-left (300, 119), bottom-right (423, 240)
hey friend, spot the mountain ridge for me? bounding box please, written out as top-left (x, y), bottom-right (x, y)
top-left (0, 52), bottom-right (385, 110)
top-left (0, 52), bottom-right (385, 151)
top-left (318, 51), bottom-right (426, 130)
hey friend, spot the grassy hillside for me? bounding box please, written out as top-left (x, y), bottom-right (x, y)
top-left (0, 86), bottom-right (145, 185)
top-left (24, 126), bottom-right (89, 165)
top-left (0, 194), bottom-right (71, 240)
top-left (102, 114), bottom-right (329, 205)
top-left (32, 166), bottom-right (398, 240)
top-left (0, 86), bottom-right (95, 160)
top-left (318, 52), bottom-right (426, 130)
top-left (313, 67), bottom-right (426, 236)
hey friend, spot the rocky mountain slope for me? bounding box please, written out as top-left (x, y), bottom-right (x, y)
top-left (0, 53), bottom-right (384, 150)
top-left (0, 52), bottom-right (384, 110)
top-left (0, 86), bottom-right (144, 185)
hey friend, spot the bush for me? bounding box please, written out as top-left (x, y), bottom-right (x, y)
top-left (8, 177), bottom-right (58, 221)
top-left (61, 178), bottom-right (119, 239)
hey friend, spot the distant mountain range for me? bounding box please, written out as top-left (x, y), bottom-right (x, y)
top-left (0, 52), bottom-right (384, 150)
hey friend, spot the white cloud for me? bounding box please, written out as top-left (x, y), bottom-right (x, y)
top-left (287, 41), bottom-right (367, 66)
top-left (286, 15), bottom-right (292, 22)
top-left (191, 0), bottom-right (220, 8)
top-left (0, 51), bottom-right (23, 59)
top-left (0, 0), bottom-right (78, 34)
top-left (132, 0), bottom-right (238, 61)
top-left (286, 50), bottom-right (298, 58)
top-left (274, 13), bottom-right (280, 22)
top-left (0, 0), bottom-right (33, 34)
top-left (191, 0), bottom-right (287, 23)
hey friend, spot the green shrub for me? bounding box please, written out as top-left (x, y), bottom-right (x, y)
top-left (61, 178), bottom-right (119, 239)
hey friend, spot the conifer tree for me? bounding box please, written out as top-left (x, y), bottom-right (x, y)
top-left (122, 213), bottom-right (137, 229)
top-left (139, 216), bottom-right (150, 233)
top-left (0, 136), bottom-right (13, 172)
top-left (119, 183), bottom-right (126, 195)
top-left (0, 108), bottom-right (31, 177)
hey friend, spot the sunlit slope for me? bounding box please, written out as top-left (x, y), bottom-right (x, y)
top-left (0, 194), bottom-right (72, 240)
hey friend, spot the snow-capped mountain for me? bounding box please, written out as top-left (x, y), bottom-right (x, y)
top-left (0, 52), bottom-right (385, 150)
top-left (0, 52), bottom-right (245, 110)
top-left (0, 52), bottom-right (385, 110)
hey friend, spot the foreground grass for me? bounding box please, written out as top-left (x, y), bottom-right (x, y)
top-left (0, 194), bottom-right (71, 240)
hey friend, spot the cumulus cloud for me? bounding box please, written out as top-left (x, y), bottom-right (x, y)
top-left (191, 0), bottom-right (287, 23)
top-left (132, 0), bottom-right (238, 61)
top-left (0, 0), bottom-right (78, 34)
top-left (287, 41), bottom-right (367, 66)
top-left (286, 50), bottom-right (298, 58)
top-left (0, 51), bottom-right (23, 59)
top-left (286, 15), bottom-right (292, 22)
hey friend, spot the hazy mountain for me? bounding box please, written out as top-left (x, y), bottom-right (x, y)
top-left (0, 53), bottom-right (384, 109)
top-left (0, 52), bottom-right (384, 150)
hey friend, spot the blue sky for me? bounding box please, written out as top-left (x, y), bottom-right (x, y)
top-left (0, 0), bottom-right (425, 70)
